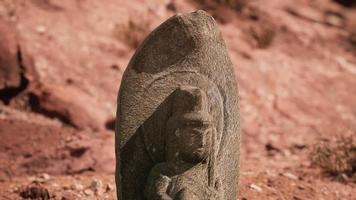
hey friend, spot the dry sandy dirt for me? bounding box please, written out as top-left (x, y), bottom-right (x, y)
top-left (0, 0), bottom-right (355, 199)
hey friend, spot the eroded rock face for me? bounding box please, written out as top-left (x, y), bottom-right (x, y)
top-left (116, 10), bottom-right (240, 200)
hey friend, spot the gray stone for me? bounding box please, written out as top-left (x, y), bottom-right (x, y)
top-left (116, 10), bottom-right (240, 200)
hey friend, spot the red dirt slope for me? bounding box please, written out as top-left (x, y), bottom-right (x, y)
top-left (0, 0), bottom-right (355, 199)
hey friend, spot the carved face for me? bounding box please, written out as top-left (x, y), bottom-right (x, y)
top-left (166, 86), bottom-right (215, 164)
top-left (172, 119), bottom-right (213, 163)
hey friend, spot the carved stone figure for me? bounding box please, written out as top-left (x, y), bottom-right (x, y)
top-left (116, 10), bottom-right (240, 200)
top-left (144, 86), bottom-right (223, 199)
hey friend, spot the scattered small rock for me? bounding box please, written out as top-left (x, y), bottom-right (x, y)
top-left (61, 191), bottom-right (79, 200)
top-left (27, 176), bottom-right (36, 182)
top-left (324, 11), bottom-right (345, 27)
top-left (70, 182), bottom-right (84, 191)
top-left (62, 185), bottom-right (70, 190)
top-left (105, 183), bottom-right (114, 192)
top-left (69, 147), bottom-right (88, 158)
top-left (39, 173), bottom-right (50, 181)
top-left (84, 188), bottom-right (94, 196)
top-left (249, 183), bottom-right (262, 192)
top-left (27, 173), bottom-right (51, 183)
top-left (293, 143), bottom-right (307, 150)
top-left (282, 172), bottom-right (299, 180)
top-left (65, 136), bottom-right (73, 143)
top-left (90, 178), bottom-right (104, 195)
top-left (51, 183), bottom-right (59, 188)
top-left (90, 178), bottom-right (103, 191)
top-left (285, 6), bottom-right (323, 25)
top-left (18, 183), bottom-right (50, 200)
top-left (297, 185), bottom-right (305, 190)
top-left (35, 25), bottom-right (47, 34)
top-left (265, 143), bottom-right (281, 152)
top-left (282, 149), bottom-right (292, 157)
top-left (265, 143), bottom-right (282, 156)
top-left (339, 173), bottom-right (350, 182)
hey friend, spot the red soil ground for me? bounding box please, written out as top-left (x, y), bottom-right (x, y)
top-left (0, 0), bottom-right (355, 199)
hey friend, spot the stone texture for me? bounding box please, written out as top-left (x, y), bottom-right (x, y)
top-left (116, 10), bottom-right (240, 199)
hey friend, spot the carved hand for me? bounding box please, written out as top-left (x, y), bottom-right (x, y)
top-left (145, 164), bottom-right (174, 200)
top-left (174, 189), bottom-right (199, 200)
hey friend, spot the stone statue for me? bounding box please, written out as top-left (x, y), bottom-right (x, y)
top-left (115, 10), bottom-right (240, 200)
top-left (144, 86), bottom-right (223, 199)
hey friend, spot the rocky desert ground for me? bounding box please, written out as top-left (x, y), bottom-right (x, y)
top-left (0, 0), bottom-right (355, 199)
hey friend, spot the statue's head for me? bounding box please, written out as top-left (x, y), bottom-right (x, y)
top-left (166, 86), bottom-right (214, 164)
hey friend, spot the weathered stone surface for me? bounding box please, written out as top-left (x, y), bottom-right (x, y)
top-left (29, 84), bottom-right (105, 130)
top-left (116, 10), bottom-right (240, 199)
